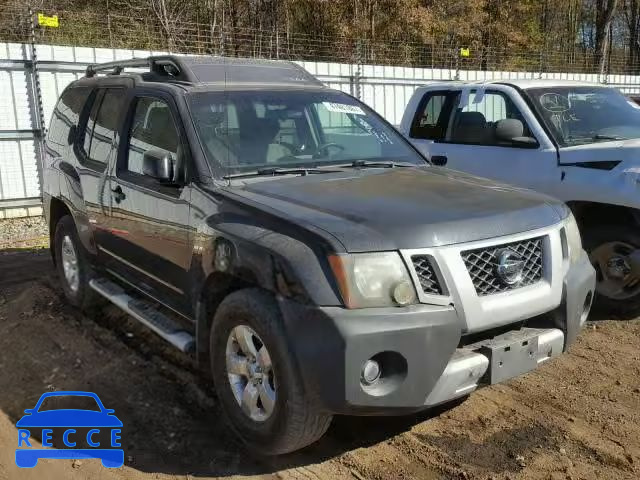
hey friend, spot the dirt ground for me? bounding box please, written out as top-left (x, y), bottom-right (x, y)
top-left (0, 241), bottom-right (639, 479)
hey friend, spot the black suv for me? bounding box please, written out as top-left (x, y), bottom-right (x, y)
top-left (43, 56), bottom-right (595, 454)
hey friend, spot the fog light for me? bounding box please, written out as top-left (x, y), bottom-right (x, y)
top-left (361, 359), bottom-right (381, 384)
top-left (392, 281), bottom-right (416, 305)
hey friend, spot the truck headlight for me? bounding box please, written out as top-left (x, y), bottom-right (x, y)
top-left (329, 253), bottom-right (418, 308)
top-left (564, 213), bottom-right (583, 264)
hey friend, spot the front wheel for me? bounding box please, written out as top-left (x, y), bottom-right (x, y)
top-left (584, 224), bottom-right (640, 318)
top-left (210, 289), bottom-right (332, 455)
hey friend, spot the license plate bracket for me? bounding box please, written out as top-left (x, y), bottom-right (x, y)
top-left (479, 329), bottom-right (541, 384)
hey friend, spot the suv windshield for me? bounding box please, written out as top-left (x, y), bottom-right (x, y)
top-left (188, 90), bottom-right (426, 174)
top-left (526, 86), bottom-right (640, 147)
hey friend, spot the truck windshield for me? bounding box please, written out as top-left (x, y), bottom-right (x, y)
top-left (188, 90), bottom-right (426, 175)
top-left (526, 86), bottom-right (640, 147)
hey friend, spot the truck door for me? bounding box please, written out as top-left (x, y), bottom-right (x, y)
top-left (100, 90), bottom-right (193, 315)
top-left (406, 85), bottom-right (558, 195)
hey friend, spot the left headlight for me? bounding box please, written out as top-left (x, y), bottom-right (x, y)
top-left (329, 252), bottom-right (418, 308)
top-left (564, 212), bottom-right (583, 264)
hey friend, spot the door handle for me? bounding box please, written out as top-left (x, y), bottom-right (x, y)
top-left (431, 155), bottom-right (448, 166)
top-left (111, 185), bottom-right (126, 203)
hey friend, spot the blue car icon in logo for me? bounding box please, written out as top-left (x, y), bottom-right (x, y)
top-left (16, 391), bottom-right (124, 468)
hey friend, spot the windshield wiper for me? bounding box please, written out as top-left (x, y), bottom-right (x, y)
top-left (347, 160), bottom-right (414, 169)
top-left (223, 166), bottom-right (343, 180)
top-left (593, 134), bottom-right (627, 141)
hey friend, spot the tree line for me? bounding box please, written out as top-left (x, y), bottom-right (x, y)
top-left (5, 0), bottom-right (640, 74)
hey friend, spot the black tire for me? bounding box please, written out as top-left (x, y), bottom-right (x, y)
top-left (210, 288), bottom-right (332, 455)
top-left (54, 215), bottom-right (101, 311)
top-left (583, 224), bottom-right (640, 319)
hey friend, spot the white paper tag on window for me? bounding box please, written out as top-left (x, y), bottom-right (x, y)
top-left (323, 102), bottom-right (365, 115)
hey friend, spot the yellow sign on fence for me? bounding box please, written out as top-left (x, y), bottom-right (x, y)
top-left (460, 47), bottom-right (470, 58)
top-left (37, 13), bottom-right (59, 28)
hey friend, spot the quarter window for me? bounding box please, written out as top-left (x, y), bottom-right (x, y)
top-left (46, 87), bottom-right (89, 147)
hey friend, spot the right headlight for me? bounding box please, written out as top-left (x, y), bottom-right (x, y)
top-left (328, 252), bottom-right (418, 308)
top-left (564, 212), bottom-right (583, 264)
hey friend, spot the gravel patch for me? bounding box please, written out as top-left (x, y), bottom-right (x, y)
top-left (0, 216), bottom-right (48, 248)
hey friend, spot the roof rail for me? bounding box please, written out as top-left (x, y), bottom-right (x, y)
top-left (85, 56), bottom-right (197, 82)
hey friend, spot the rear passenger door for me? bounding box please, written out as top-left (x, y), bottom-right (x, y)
top-left (74, 87), bottom-right (127, 244)
top-left (99, 90), bottom-right (193, 314)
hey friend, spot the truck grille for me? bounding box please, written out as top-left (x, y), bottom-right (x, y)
top-left (461, 237), bottom-right (544, 296)
top-left (411, 255), bottom-right (442, 295)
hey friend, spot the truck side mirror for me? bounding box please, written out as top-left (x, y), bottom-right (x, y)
top-left (142, 149), bottom-right (174, 181)
top-left (495, 119), bottom-right (538, 148)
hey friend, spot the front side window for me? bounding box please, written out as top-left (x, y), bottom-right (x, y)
top-left (449, 90), bottom-right (535, 146)
top-left (188, 90), bottom-right (426, 174)
top-left (526, 86), bottom-right (640, 147)
top-left (126, 97), bottom-right (180, 176)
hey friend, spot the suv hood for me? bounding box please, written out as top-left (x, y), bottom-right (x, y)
top-left (229, 167), bottom-right (566, 252)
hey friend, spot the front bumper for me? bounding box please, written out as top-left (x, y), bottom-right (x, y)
top-left (279, 251), bottom-right (595, 415)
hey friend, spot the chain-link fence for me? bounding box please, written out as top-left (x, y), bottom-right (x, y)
top-left (0, 5), bottom-right (637, 78)
top-left (2, 6), bottom-right (640, 217)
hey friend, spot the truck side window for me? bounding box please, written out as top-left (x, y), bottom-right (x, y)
top-left (46, 87), bottom-right (89, 147)
top-left (79, 89), bottom-right (126, 169)
top-left (126, 97), bottom-right (180, 177)
top-left (410, 92), bottom-right (449, 140)
top-left (449, 90), bottom-right (535, 147)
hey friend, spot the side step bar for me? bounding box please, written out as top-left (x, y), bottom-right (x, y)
top-left (89, 278), bottom-right (194, 353)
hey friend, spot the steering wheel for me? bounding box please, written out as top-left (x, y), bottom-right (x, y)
top-left (313, 143), bottom-right (345, 159)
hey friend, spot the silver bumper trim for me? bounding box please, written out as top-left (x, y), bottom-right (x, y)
top-left (424, 327), bottom-right (564, 407)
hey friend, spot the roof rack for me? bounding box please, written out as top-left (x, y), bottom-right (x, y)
top-left (85, 56), bottom-right (197, 82)
top-left (85, 55), bottom-right (324, 87)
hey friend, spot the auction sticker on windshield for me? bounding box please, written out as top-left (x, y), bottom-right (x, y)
top-left (15, 391), bottom-right (124, 468)
top-left (322, 102), bottom-right (365, 115)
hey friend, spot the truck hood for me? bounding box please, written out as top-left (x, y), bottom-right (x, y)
top-left (229, 167), bottom-right (566, 252)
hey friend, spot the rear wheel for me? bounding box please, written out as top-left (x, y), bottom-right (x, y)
top-left (584, 224), bottom-right (640, 318)
top-left (210, 289), bottom-right (332, 455)
top-left (54, 215), bottom-right (100, 311)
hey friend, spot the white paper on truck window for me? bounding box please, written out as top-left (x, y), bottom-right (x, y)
top-left (322, 102), bottom-right (365, 115)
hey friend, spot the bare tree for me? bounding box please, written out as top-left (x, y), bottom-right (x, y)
top-left (594, 0), bottom-right (619, 73)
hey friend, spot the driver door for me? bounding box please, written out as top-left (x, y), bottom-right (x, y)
top-left (101, 90), bottom-right (193, 314)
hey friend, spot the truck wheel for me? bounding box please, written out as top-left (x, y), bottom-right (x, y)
top-left (584, 225), bottom-right (640, 318)
top-left (54, 215), bottom-right (100, 311)
top-left (210, 288), bottom-right (332, 455)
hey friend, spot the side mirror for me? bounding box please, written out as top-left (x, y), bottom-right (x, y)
top-left (24, 409), bottom-right (34, 415)
top-left (105, 409), bottom-right (115, 414)
top-left (142, 149), bottom-right (174, 181)
top-left (495, 119), bottom-right (538, 148)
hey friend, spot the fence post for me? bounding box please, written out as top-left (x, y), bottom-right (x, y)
top-left (353, 39), bottom-right (363, 100)
top-left (27, 5), bottom-right (46, 205)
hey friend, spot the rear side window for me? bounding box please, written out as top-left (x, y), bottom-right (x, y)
top-left (80, 88), bottom-right (127, 169)
top-left (46, 87), bottom-right (89, 147)
top-left (410, 92), bottom-right (450, 140)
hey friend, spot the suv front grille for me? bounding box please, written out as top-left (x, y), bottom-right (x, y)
top-left (411, 255), bottom-right (442, 295)
top-left (461, 237), bottom-right (544, 296)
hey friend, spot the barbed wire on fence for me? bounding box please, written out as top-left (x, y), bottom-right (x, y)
top-left (0, 6), bottom-right (638, 79)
